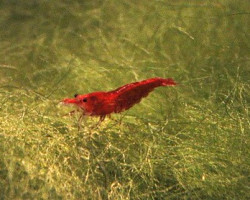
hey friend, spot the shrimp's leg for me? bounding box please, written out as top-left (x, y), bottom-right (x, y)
top-left (100, 115), bottom-right (106, 122)
top-left (88, 115), bottom-right (106, 130)
top-left (98, 115), bottom-right (106, 125)
top-left (64, 107), bottom-right (81, 117)
top-left (94, 115), bottom-right (106, 127)
top-left (77, 114), bottom-right (85, 131)
top-left (62, 110), bottom-right (76, 117)
top-left (69, 110), bottom-right (76, 116)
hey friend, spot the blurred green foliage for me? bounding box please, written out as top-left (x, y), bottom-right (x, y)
top-left (0, 0), bottom-right (249, 199)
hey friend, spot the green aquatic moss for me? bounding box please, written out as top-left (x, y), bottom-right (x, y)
top-left (0, 0), bottom-right (249, 199)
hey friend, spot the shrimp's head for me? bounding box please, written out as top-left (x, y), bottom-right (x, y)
top-left (62, 92), bottom-right (104, 115)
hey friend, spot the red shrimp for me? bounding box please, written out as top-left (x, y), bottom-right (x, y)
top-left (62, 77), bottom-right (176, 122)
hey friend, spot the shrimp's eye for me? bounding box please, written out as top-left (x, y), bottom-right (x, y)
top-left (83, 98), bottom-right (87, 102)
top-left (74, 94), bottom-right (78, 98)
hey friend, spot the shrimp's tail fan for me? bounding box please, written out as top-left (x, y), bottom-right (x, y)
top-left (161, 78), bottom-right (177, 86)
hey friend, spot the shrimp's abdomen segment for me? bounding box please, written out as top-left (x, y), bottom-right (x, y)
top-left (112, 77), bottom-right (176, 113)
top-left (115, 84), bottom-right (153, 113)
